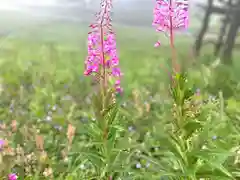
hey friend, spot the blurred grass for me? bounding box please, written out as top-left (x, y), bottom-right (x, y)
top-left (1, 21), bottom-right (240, 79)
top-left (0, 22), bottom-right (189, 88)
top-left (1, 18), bottom-right (240, 180)
top-left (1, 20), bottom-right (240, 92)
top-left (0, 21), bottom-right (239, 92)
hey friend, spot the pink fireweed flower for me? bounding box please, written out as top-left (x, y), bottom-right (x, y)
top-left (115, 79), bottom-right (123, 94)
top-left (153, 0), bottom-right (189, 44)
top-left (8, 173), bottom-right (18, 180)
top-left (84, 0), bottom-right (122, 93)
top-left (154, 41), bottom-right (161, 47)
top-left (0, 139), bottom-right (5, 150)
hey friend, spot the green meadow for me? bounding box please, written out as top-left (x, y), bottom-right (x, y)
top-left (0, 17), bottom-right (240, 180)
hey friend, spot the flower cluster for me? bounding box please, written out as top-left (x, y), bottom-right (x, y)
top-left (8, 173), bottom-right (18, 180)
top-left (84, 0), bottom-right (122, 93)
top-left (153, 0), bottom-right (189, 46)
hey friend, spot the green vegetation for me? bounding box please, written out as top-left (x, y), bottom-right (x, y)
top-left (0, 22), bottom-right (240, 179)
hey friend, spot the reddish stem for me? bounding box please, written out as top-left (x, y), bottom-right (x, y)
top-left (100, 1), bottom-right (108, 94)
top-left (169, 0), bottom-right (179, 73)
top-left (100, 1), bottom-right (109, 141)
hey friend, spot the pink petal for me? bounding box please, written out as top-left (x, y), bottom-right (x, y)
top-left (154, 41), bottom-right (161, 47)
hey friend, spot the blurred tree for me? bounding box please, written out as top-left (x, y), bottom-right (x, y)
top-left (193, 0), bottom-right (213, 56)
top-left (214, 0), bottom-right (232, 56)
top-left (221, 0), bottom-right (240, 64)
top-left (194, 0), bottom-right (240, 64)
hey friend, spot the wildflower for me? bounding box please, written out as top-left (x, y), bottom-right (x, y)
top-left (115, 79), bottom-right (123, 94)
top-left (153, 0), bottom-right (188, 37)
top-left (136, 162), bottom-right (142, 169)
top-left (8, 173), bottom-right (18, 180)
top-left (0, 139), bottom-right (5, 150)
top-left (152, 0), bottom-right (188, 72)
top-left (45, 116), bottom-right (52, 122)
top-left (212, 135), bottom-right (217, 140)
top-left (154, 41), bottom-right (161, 47)
top-left (53, 125), bottom-right (62, 131)
top-left (128, 126), bottom-right (134, 132)
top-left (84, 0), bottom-right (122, 93)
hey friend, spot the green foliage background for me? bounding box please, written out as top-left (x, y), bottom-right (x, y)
top-left (0, 22), bottom-right (240, 180)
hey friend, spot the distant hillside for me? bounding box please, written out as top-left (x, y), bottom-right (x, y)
top-left (0, 0), bottom-right (215, 34)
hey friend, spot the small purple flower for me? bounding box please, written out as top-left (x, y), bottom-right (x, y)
top-left (136, 162), bottom-right (141, 169)
top-left (8, 173), bottom-right (18, 180)
top-left (54, 125), bottom-right (62, 131)
top-left (212, 135), bottom-right (217, 140)
top-left (128, 126), bottom-right (135, 132)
